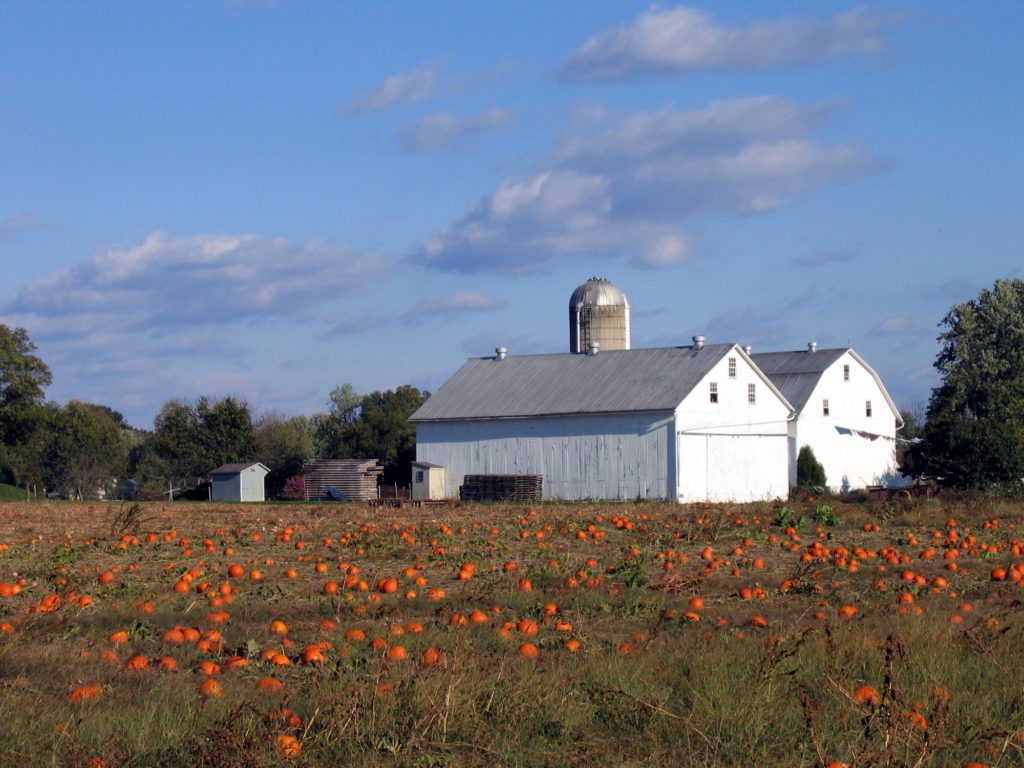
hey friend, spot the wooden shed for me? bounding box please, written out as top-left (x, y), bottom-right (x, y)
top-left (209, 462), bottom-right (270, 502)
top-left (410, 461), bottom-right (456, 501)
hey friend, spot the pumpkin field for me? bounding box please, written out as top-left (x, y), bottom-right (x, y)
top-left (1, 497), bottom-right (1023, 767)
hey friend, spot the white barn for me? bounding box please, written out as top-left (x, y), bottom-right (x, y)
top-left (753, 346), bottom-right (904, 492)
top-left (210, 462), bottom-right (270, 502)
top-left (410, 343), bottom-right (795, 503)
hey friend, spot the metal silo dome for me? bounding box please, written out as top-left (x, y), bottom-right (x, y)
top-left (569, 276), bottom-right (631, 354)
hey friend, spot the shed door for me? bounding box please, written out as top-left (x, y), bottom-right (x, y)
top-left (678, 433), bottom-right (788, 503)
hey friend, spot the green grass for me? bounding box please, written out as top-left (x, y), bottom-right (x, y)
top-left (0, 482), bottom-right (26, 501)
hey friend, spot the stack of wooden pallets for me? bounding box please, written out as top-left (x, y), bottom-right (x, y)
top-left (302, 459), bottom-right (383, 501)
top-left (459, 474), bottom-right (543, 502)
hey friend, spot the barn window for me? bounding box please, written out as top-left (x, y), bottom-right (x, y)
top-left (748, 383), bottom-right (756, 404)
top-left (415, 470), bottom-right (424, 483)
top-left (709, 382), bottom-right (718, 404)
top-left (728, 358), bottom-right (737, 378)
top-left (844, 364), bottom-right (850, 381)
top-left (865, 400), bottom-right (872, 417)
top-left (823, 399), bottom-right (830, 417)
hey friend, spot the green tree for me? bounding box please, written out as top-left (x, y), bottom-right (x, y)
top-left (905, 278), bottom-right (1024, 490)
top-left (195, 396), bottom-right (259, 471)
top-left (45, 401), bottom-right (128, 499)
top-left (348, 385), bottom-right (429, 484)
top-left (138, 396), bottom-right (259, 492)
top-left (0, 324), bottom-right (52, 486)
top-left (796, 445), bottom-right (827, 490)
top-left (313, 383), bottom-right (361, 459)
top-left (255, 411), bottom-right (314, 496)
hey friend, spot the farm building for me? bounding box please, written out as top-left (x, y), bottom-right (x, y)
top-left (752, 346), bottom-right (905, 493)
top-left (410, 342), bottom-right (795, 503)
top-left (410, 276), bottom-right (907, 502)
top-left (209, 462), bottom-right (270, 502)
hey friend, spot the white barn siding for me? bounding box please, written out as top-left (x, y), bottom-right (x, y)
top-left (797, 352), bottom-right (900, 491)
top-left (416, 412), bottom-right (674, 501)
top-left (674, 352), bottom-right (792, 502)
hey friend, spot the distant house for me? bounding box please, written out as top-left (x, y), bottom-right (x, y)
top-left (410, 342), bottom-right (796, 503)
top-left (752, 346), bottom-right (905, 492)
top-left (210, 462), bottom-right (270, 502)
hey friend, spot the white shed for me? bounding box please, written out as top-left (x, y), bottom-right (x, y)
top-left (410, 461), bottom-right (456, 501)
top-left (753, 346), bottom-right (905, 492)
top-left (410, 343), bottom-right (795, 503)
top-left (210, 462), bottom-right (270, 502)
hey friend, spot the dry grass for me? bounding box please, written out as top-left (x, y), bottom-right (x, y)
top-left (0, 496), bottom-right (1023, 766)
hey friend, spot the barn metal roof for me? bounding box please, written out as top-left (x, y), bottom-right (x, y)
top-left (410, 345), bottom-right (736, 421)
top-left (751, 348), bottom-right (848, 412)
top-left (751, 348), bottom-right (848, 375)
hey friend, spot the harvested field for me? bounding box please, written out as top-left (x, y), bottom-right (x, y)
top-left (1, 497), bottom-right (1022, 767)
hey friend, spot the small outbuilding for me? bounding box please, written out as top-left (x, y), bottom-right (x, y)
top-left (410, 461), bottom-right (456, 501)
top-left (210, 462), bottom-right (270, 502)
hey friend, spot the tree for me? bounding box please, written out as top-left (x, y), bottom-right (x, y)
top-left (255, 412), bottom-right (314, 496)
top-left (45, 401), bottom-right (128, 499)
top-left (347, 385), bottom-right (429, 484)
top-left (313, 383), bottom-right (362, 459)
top-left (796, 445), bottom-right (827, 489)
top-left (138, 396), bottom-right (259, 492)
top-left (0, 325), bottom-right (52, 486)
top-left (905, 278), bottom-right (1024, 490)
top-left (194, 396), bottom-right (259, 470)
top-left (312, 383), bottom-right (430, 484)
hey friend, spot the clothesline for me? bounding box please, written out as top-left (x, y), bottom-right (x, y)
top-left (835, 426), bottom-right (892, 441)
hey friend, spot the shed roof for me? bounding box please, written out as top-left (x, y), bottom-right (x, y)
top-left (209, 462), bottom-right (269, 475)
top-left (411, 345), bottom-right (737, 421)
top-left (751, 348), bottom-right (847, 412)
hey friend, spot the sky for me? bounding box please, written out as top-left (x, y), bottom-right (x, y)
top-left (1, 1), bottom-right (1021, 429)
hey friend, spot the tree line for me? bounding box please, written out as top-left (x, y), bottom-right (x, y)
top-left (3, 278), bottom-right (1022, 499)
top-left (0, 326), bottom-right (428, 499)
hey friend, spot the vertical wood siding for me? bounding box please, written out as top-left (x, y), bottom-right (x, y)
top-left (416, 412), bottom-right (673, 501)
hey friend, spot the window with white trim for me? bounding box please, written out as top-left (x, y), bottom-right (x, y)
top-left (865, 400), bottom-right (872, 418)
top-left (843, 364), bottom-right (850, 382)
top-left (748, 383), bottom-right (756, 404)
top-left (415, 470), bottom-right (424, 483)
top-left (709, 382), bottom-right (718, 404)
top-left (823, 399), bottom-right (830, 417)
top-left (728, 358), bottom-right (737, 378)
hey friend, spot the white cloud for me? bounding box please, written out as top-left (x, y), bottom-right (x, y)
top-left (414, 97), bottom-right (875, 273)
top-left (560, 5), bottom-right (905, 80)
top-left (394, 108), bottom-right (513, 152)
top-left (2, 231), bottom-right (386, 330)
top-left (349, 61), bottom-right (440, 112)
top-left (404, 291), bottom-right (507, 322)
top-left (0, 232), bottom-right (390, 427)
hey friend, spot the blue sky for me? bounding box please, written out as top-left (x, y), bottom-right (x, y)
top-left (1, 1), bottom-right (1021, 428)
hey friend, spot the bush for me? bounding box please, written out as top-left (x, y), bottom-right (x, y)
top-left (797, 446), bottom-right (827, 489)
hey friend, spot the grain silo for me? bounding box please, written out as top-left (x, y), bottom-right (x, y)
top-left (569, 276), bottom-right (631, 354)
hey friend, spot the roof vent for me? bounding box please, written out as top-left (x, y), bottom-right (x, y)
top-left (692, 334), bottom-right (705, 350)
top-left (743, 345), bottom-right (752, 355)
top-left (808, 341), bottom-right (817, 354)
top-left (586, 341), bottom-right (600, 356)
top-left (495, 346), bottom-right (507, 361)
